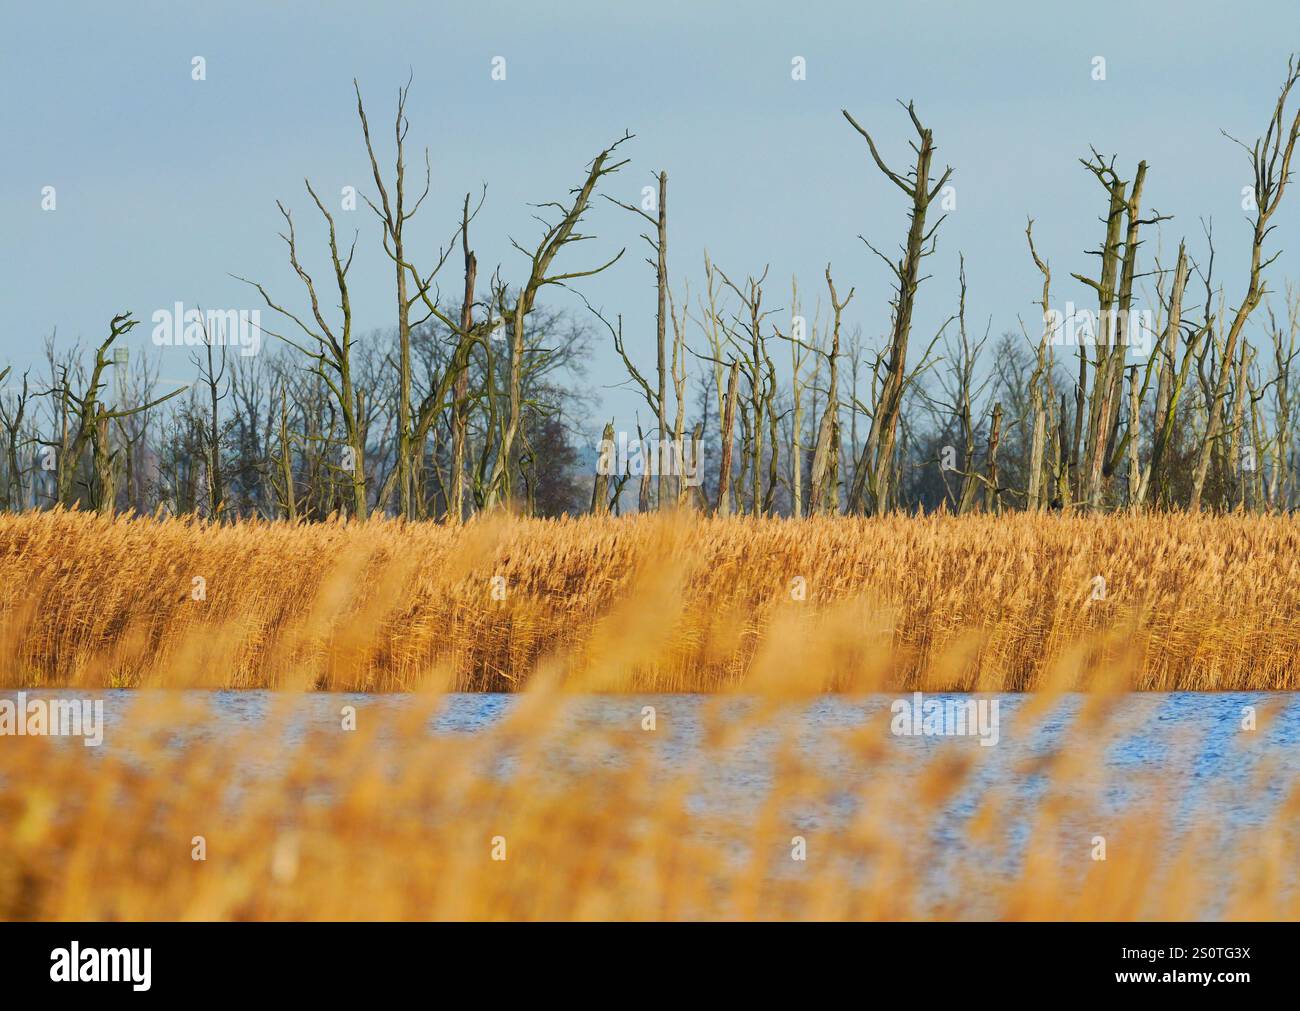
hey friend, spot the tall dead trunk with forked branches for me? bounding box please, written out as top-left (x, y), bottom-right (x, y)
top-left (842, 101), bottom-right (953, 515)
top-left (1191, 57), bottom-right (1300, 510)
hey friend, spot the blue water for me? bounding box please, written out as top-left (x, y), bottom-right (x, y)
top-left (5, 690), bottom-right (1296, 912)
top-left (9, 688), bottom-right (1296, 822)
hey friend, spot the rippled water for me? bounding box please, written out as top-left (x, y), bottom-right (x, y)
top-left (6, 689), bottom-right (1297, 911)
top-left (10, 689), bottom-right (1297, 819)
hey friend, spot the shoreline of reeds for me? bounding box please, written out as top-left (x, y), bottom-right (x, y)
top-left (2, 509), bottom-right (1298, 692)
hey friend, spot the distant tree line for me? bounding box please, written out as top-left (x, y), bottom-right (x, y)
top-left (3, 58), bottom-right (1299, 520)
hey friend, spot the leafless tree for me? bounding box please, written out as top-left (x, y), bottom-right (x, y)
top-left (483, 134), bottom-right (630, 510)
top-left (1191, 57), bottom-right (1300, 510)
top-left (49, 314), bottom-right (186, 513)
top-left (238, 183), bottom-right (369, 519)
top-left (842, 100), bottom-right (953, 514)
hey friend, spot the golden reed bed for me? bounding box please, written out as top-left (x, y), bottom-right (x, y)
top-left (1, 509), bottom-right (1298, 691)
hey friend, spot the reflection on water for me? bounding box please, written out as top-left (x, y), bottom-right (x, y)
top-left (6, 689), bottom-right (1297, 912)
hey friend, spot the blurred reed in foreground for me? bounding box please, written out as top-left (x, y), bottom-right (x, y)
top-left (1, 685), bottom-right (1295, 920)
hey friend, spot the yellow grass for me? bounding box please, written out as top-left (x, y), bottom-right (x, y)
top-left (1, 509), bottom-right (1299, 692)
top-left (2, 510), bottom-right (1298, 920)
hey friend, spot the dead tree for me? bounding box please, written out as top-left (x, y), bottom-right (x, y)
top-left (450, 194), bottom-right (478, 524)
top-left (383, 187), bottom-right (488, 518)
top-left (1148, 239), bottom-right (1215, 507)
top-left (667, 282), bottom-right (690, 505)
top-left (1245, 361), bottom-right (1271, 510)
top-left (1072, 153), bottom-right (1168, 509)
top-left (355, 76), bottom-right (432, 519)
top-left (269, 385), bottom-right (297, 521)
top-left (925, 258), bottom-right (986, 514)
top-left (810, 266), bottom-right (853, 515)
top-left (484, 134), bottom-right (630, 510)
top-left (238, 183), bottom-right (369, 519)
top-left (774, 276), bottom-right (815, 517)
top-left (842, 101), bottom-right (953, 514)
top-left (1024, 220), bottom-right (1055, 511)
top-left (1048, 392), bottom-right (1069, 508)
top-left (716, 359), bottom-right (740, 515)
top-left (1265, 286), bottom-right (1300, 508)
top-left (985, 402), bottom-right (1003, 513)
top-left (606, 171), bottom-right (671, 507)
top-left (1143, 244), bottom-right (1190, 505)
top-left (191, 315), bottom-right (230, 517)
top-left (600, 225), bottom-right (687, 508)
top-left (655, 174), bottom-right (668, 502)
top-left (1071, 153), bottom-right (1127, 508)
top-left (1191, 56), bottom-right (1300, 510)
top-left (717, 267), bottom-right (778, 515)
top-left (54, 313), bottom-right (185, 512)
top-left (0, 370), bottom-right (30, 511)
top-left (695, 253), bottom-right (730, 437)
top-left (591, 418), bottom-right (615, 514)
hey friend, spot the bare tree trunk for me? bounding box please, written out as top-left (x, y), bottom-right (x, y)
top-left (278, 391), bottom-right (296, 521)
top-left (92, 408), bottom-right (114, 514)
top-left (785, 276), bottom-right (811, 518)
top-left (0, 372), bottom-right (29, 512)
top-left (1048, 392), bottom-right (1066, 509)
top-left (668, 282), bottom-right (689, 507)
top-left (1126, 366), bottom-right (1142, 507)
top-left (815, 268), bottom-right (851, 515)
top-left (655, 172), bottom-right (668, 509)
top-left (842, 102), bottom-right (952, 515)
top-left (1074, 155), bottom-right (1163, 509)
top-left (1025, 220), bottom-right (1053, 511)
top-left (592, 419), bottom-right (614, 515)
top-left (1147, 245), bottom-right (1195, 506)
top-left (717, 360), bottom-right (739, 516)
top-left (985, 402), bottom-right (1002, 514)
top-left (1191, 59), bottom-right (1300, 510)
top-left (451, 195), bottom-right (477, 524)
top-left (765, 369), bottom-right (780, 514)
top-left (355, 77), bottom-right (434, 519)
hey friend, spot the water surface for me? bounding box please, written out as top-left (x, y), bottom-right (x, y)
top-left (6, 689), bottom-right (1296, 912)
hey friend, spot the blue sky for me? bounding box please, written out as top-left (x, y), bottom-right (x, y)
top-left (3, 0), bottom-right (1298, 433)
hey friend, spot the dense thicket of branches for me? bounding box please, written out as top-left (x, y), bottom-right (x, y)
top-left (4, 59), bottom-right (1300, 520)
top-left (0, 308), bottom-right (595, 520)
